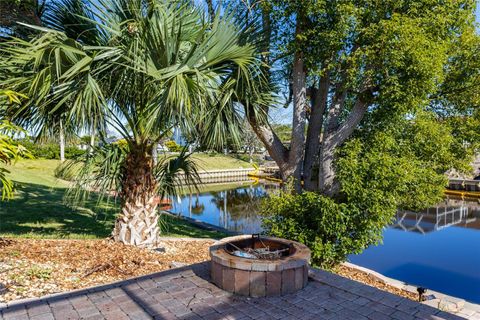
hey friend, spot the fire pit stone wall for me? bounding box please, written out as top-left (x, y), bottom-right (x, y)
top-left (209, 235), bottom-right (311, 297)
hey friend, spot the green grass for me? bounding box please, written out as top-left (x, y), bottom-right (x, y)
top-left (0, 158), bottom-right (238, 239)
top-left (190, 153), bottom-right (253, 170)
top-left (5, 159), bottom-right (68, 187)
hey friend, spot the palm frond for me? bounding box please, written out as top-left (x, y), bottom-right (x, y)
top-left (154, 148), bottom-right (201, 199)
top-left (57, 141), bottom-right (127, 204)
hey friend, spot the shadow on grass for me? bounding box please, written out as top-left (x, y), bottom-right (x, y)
top-left (0, 182), bottom-right (227, 239)
top-left (0, 182), bottom-right (119, 239)
top-left (159, 214), bottom-right (229, 239)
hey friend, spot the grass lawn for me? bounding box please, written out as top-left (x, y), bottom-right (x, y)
top-left (190, 153), bottom-right (254, 170)
top-left (0, 158), bottom-right (232, 239)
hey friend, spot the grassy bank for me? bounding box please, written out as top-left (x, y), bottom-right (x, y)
top-left (190, 153), bottom-right (254, 170)
top-left (0, 158), bottom-right (238, 239)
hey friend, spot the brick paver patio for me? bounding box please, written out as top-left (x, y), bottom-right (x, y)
top-left (0, 262), bottom-right (475, 320)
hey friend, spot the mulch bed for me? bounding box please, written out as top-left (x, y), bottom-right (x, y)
top-left (0, 238), bottom-right (417, 303)
top-left (335, 264), bottom-right (418, 301)
top-left (0, 238), bottom-right (214, 303)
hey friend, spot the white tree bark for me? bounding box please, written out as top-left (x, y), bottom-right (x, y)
top-left (112, 197), bottom-right (160, 247)
top-left (152, 143), bottom-right (158, 165)
top-left (59, 119), bottom-right (65, 162)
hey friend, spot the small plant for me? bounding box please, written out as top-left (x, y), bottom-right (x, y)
top-left (26, 266), bottom-right (52, 280)
top-left (165, 140), bottom-right (182, 152)
top-left (15, 287), bottom-right (27, 294)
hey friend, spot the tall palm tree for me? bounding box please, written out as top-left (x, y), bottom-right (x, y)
top-left (1, 0), bottom-right (264, 247)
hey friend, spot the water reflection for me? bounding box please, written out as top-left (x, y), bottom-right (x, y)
top-left (350, 198), bottom-right (480, 303)
top-left (172, 183), bottom-right (278, 234)
top-left (394, 199), bottom-right (480, 234)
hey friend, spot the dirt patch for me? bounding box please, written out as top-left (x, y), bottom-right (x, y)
top-left (334, 264), bottom-right (418, 301)
top-left (0, 238), bottom-right (213, 302)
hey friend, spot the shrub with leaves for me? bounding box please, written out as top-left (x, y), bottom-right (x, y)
top-left (17, 139), bottom-right (85, 159)
top-left (165, 140), bottom-right (182, 153)
top-left (261, 190), bottom-right (393, 269)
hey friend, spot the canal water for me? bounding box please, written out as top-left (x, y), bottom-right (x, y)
top-left (171, 183), bottom-right (480, 303)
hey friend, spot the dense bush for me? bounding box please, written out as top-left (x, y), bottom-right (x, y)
top-left (16, 139), bottom-right (85, 159)
top-left (261, 191), bottom-right (393, 269)
top-left (165, 140), bottom-right (182, 152)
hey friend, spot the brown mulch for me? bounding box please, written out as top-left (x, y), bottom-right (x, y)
top-left (334, 264), bottom-right (418, 301)
top-left (0, 238), bottom-right (214, 303)
top-left (1, 238), bottom-right (419, 304)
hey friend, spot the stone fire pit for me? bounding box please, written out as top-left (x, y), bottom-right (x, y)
top-left (209, 235), bottom-right (311, 297)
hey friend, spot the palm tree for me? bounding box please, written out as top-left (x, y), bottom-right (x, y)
top-left (1, 0), bottom-right (263, 247)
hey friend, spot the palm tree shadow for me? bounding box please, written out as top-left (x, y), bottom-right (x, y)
top-left (0, 182), bottom-right (118, 238)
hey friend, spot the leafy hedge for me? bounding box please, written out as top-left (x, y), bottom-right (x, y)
top-left (165, 140), bottom-right (182, 152)
top-left (16, 139), bottom-right (85, 159)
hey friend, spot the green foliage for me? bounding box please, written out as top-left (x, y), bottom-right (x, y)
top-left (165, 140), bottom-right (182, 153)
top-left (271, 124), bottom-right (291, 143)
top-left (1, 0), bottom-right (264, 221)
top-left (56, 143), bottom-right (200, 205)
top-left (262, 190), bottom-right (393, 269)
top-left (0, 119), bottom-right (32, 200)
top-left (16, 139), bottom-right (85, 160)
top-left (257, 0), bottom-right (480, 269)
top-left (154, 148), bottom-right (200, 199)
top-left (26, 265), bottom-right (52, 280)
top-left (263, 111), bottom-right (468, 268)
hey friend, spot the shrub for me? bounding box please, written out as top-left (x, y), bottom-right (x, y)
top-left (261, 191), bottom-right (393, 269)
top-left (15, 139), bottom-right (85, 159)
top-left (65, 147), bottom-right (85, 159)
top-left (165, 140), bottom-right (182, 152)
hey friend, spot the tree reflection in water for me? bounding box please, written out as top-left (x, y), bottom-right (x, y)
top-left (177, 183), bottom-right (281, 233)
top-left (209, 184), bottom-right (278, 231)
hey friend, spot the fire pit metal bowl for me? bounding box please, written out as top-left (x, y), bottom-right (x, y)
top-left (209, 235), bottom-right (311, 297)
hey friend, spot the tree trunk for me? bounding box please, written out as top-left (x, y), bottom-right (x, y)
top-left (318, 100), bottom-right (368, 196)
top-left (288, 16), bottom-right (308, 192)
top-left (303, 75), bottom-right (329, 191)
top-left (318, 140), bottom-right (337, 196)
top-left (112, 144), bottom-right (160, 247)
top-left (59, 119), bottom-right (65, 162)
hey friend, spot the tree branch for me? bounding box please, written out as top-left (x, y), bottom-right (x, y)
top-left (247, 112), bottom-right (289, 168)
top-left (329, 99), bottom-right (368, 148)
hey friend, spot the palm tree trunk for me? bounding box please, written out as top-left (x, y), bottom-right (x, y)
top-left (59, 119), bottom-right (65, 162)
top-left (112, 144), bottom-right (160, 247)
